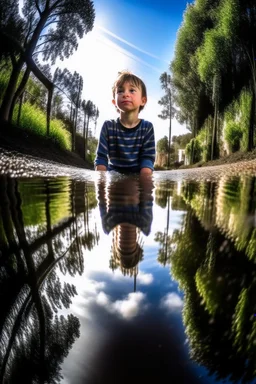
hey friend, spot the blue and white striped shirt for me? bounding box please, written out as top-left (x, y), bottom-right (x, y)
top-left (94, 118), bottom-right (155, 172)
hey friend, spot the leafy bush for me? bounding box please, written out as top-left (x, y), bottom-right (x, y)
top-left (224, 88), bottom-right (252, 152)
top-left (185, 138), bottom-right (202, 164)
top-left (224, 121), bottom-right (243, 152)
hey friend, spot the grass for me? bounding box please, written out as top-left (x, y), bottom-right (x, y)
top-left (13, 102), bottom-right (72, 151)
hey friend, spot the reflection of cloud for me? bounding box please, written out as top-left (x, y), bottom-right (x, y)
top-left (111, 270), bottom-right (153, 285)
top-left (160, 293), bottom-right (183, 312)
top-left (137, 272), bottom-right (153, 285)
top-left (96, 291), bottom-right (146, 319)
top-left (83, 280), bottom-right (106, 294)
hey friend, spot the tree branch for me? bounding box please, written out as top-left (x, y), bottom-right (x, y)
top-left (35, 0), bottom-right (42, 15)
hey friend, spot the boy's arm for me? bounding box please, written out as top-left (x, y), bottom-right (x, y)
top-left (140, 123), bottom-right (155, 173)
top-left (94, 122), bottom-right (109, 171)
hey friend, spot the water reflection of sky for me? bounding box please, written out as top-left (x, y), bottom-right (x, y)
top-left (60, 200), bottom-right (231, 384)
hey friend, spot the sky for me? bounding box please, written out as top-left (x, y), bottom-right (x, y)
top-left (54, 0), bottom-right (193, 143)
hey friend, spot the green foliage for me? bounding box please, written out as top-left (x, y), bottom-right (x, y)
top-left (218, 0), bottom-right (239, 39)
top-left (224, 121), bottom-right (243, 152)
top-left (195, 265), bottom-right (222, 315)
top-left (170, 0), bottom-right (256, 157)
top-left (0, 68), bottom-right (11, 100)
top-left (232, 288), bottom-right (249, 351)
top-left (185, 137), bottom-right (202, 164)
top-left (197, 30), bottom-right (225, 82)
top-left (170, 1), bottom-right (212, 134)
top-left (157, 136), bottom-right (169, 153)
top-left (87, 136), bottom-right (98, 163)
top-left (12, 102), bottom-right (71, 150)
top-left (172, 133), bottom-right (192, 148)
top-left (224, 88), bottom-right (253, 152)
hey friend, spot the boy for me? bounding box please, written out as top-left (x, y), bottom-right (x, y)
top-left (94, 71), bottom-right (155, 174)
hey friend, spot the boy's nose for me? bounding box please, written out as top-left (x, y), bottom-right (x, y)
top-left (123, 89), bottom-right (129, 97)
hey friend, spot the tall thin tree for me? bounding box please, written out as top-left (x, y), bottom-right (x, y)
top-left (158, 72), bottom-right (175, 168)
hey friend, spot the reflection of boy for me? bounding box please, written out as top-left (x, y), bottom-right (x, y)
top-left (111, 223), bottom-right (143, 276)
top-left (96, 177), bottom-right (153, 236)
top-left (97, 176), bottom-right (153, 279)
top-left (94, 71), bottom-right (155, 174)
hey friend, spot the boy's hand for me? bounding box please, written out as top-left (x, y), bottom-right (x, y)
top-left (140, 167), bottom-right (152, 175)
top-left (96, 165), bottom-right (107, 171)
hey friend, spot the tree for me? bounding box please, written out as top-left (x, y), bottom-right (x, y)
top-left (172, 133), bottom-right (192, 148)
top-left (170, 0), bottom-right (213, 139)
top-left (158, 72), bottom-right (176, 168)
top-left (157, 136), bottom-right (169, 153)
top-left (81, 100), bottom-right (98, 160)
top-left (53, 68), bottom-right (83, 151)
top-left (0, 0), bottom-right (95, 124)
top-left (196, 0), bottom-right (240, 160)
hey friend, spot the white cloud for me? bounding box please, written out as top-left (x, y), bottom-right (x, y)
top-left (96, 291), bottom-right (146, 320)
top-left (160, 292), bottom-right (183, 312)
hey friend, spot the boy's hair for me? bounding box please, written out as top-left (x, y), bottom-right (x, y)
top-left (112, 70), bottom-right (147, 112)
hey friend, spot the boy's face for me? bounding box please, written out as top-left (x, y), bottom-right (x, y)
top-left (112, 81), bottom-right (147, 113)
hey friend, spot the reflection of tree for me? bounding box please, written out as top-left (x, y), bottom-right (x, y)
top-left (154, 230), bottom-right (172, 266)
top-left (168, 176), bottom-right (256, 382)
top-left (154, 181), bottom-right (172, 266)
top-left (216, 176), bottom-right (256, 261)
top-left (155, 181), bottom-right (187, 266)
top-left (154, 180), bottom-right (175, 208)
top-left (0, 175), bottom-right (98, 382)
top-left (6, 313), bottom-right (80, 383)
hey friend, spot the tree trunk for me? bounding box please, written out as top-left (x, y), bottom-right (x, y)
top-left (83, 114), bottom-right (86, 160)
top-left (72, 110), bottom-right (77, 152)
top-left (0, 58), bottom-right (24, 123)
top-left (9, 66), bottom-right (31, 123)
top-left (211, 101), bottom-right (218, 160)
top-left (46, 87), bottom-right (53, 136)
top-left (247, 90), bottom-right (255, 151)
top-left (167, 90), bottom-right (172, 168)
top-left (85, 117), bottom-right (90, 158)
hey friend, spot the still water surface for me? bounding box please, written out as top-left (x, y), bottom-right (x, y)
top-left (1, 165), bottom-right (256, 384)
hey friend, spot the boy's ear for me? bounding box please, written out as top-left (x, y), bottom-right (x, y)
top-left (112, 99), bottom-right (116, 106)
top-left (141, 96), bottom-right (147, 106)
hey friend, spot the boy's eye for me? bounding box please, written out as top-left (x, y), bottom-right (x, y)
top-left (130, 89), bottom-right (136, 93)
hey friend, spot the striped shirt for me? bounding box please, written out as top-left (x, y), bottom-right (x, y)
top-left (94, 118), bottom-right (155, 172)
top-left (99, 200), bottom-right (153, 236)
